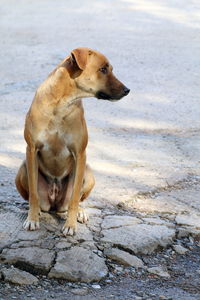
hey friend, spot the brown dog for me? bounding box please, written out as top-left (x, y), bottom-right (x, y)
top-left (15, 48), bottom-right (130, 236)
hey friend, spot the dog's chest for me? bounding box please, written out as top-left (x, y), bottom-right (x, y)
top-left (38, 128), bottom-right (72, 158)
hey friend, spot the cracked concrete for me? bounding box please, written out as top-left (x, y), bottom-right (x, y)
top-left (0, 0), bottom-right (200, 298)
top-left (0, 206), bottom-right (200, 282)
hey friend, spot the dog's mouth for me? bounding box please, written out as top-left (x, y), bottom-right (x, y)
top-left (96, 91), bottom-right (113, 100)
top-left (96, 87), bottom-right (130, 101)
top-left (96, 91), bottom-right (122, 101)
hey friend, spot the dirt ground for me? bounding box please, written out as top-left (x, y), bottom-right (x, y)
top-left (0, 0), bottom-right (200, 299)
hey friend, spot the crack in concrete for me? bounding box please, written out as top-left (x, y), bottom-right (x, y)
top-left (127, 175), bottom-right (200, 203)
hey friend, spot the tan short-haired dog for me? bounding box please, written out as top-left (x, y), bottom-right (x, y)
top-left (15, 48), bottom-right (130, 236)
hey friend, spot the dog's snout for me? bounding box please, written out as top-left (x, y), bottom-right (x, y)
top-left (123, 86), bottom-right (130, 96)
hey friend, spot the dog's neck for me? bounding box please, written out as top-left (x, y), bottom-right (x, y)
top-left (32, 68), bottom-right (92, 121)
top-left (46, 63), bottom-right (93, 106)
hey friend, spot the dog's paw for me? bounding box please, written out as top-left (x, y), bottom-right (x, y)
top-left (62, 224), bottom-right (77, 236)
top-left (23, 219), bottom-right (40, 231)
top-left (77, 208), bottom-right (88, 223)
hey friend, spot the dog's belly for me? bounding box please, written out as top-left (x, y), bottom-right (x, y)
top-left (38, 144), bottom-right (74, 179)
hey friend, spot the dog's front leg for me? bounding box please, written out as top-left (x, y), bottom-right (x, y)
top-left (23, 145), bottom-right (40, 230)
top-left (62, 151), bottom-right (86, 236)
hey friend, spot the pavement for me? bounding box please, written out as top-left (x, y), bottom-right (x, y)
top-left (0, 0), bottom-right (200, 299)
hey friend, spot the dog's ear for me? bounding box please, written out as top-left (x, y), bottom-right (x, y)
top-left (71, 48), bottom-right (90, 70)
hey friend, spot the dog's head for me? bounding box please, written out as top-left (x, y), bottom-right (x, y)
top-left (67, 48), bottom-right (130, 101)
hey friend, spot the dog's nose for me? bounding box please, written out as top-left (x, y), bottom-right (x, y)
top-left (123, 86), bottom-right (130, 96)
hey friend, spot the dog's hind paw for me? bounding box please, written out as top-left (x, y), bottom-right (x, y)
top-left (77, 208), bottom-right (88, 223)
top-left (23, 219), bottom-right (40, 231)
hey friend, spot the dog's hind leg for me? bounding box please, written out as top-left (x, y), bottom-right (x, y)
top-left (15, 161), bottom-right (51, 212)
top-left (80, 164), bottom-right (95, 202)
top-left (38, 172), bottom-right (51, 212)
top-left (77, 164), bottom-right (95, 223)
top-left (15, 161), bottom-right (29, 201)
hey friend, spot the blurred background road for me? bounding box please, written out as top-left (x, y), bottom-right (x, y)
top-left (0, 1), bottom-right (200, 299)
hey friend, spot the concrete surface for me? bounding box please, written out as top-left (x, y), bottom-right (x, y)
top-left (0, 0), bottom-right (200, 299)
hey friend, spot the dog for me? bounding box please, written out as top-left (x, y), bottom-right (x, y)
top-left (15, 48), bottom-right (130, 236)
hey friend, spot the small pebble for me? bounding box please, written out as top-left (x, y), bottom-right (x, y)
top-left (149, 293), bottom-right (156, 297)
top-left (115, 266), bottom-right (123, 272)
top-left (105, 279), bottom-right (112, 284)
top-left (189, 236), bottom-right (194, 244)
top-left (173, 244), bottom-right (188, 255)
top-left (136, 291), bottom-right (143, 297)
top-left (71, 288), bottom-right (89, 296)
top-left (147, 266), bottom-right (170, 278)
top-left (68, 283), bottom-right (73, 286)
top-left (92, 284), bottom-right (101, 289)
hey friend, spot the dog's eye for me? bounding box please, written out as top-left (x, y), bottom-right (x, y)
top-left (99, 67), bottom-right (108, 74)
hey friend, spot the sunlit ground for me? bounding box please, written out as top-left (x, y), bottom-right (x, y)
top-left (0, 0), bottom-right (199, 213)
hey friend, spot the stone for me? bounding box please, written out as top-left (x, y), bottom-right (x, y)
top-left (142, 217), bottom-right (174, 227)
top-left (104, 248), bottom-right (145, 268)
top-left (177, 226), bottom-right (200, 239)
top-left (71, 288), bottom-right (89, 296)
top-left (48, 246), bottom-right (108, 282)
top-left (86, 208), bottom-right (102, 216)
top-left (147, 266), bottom-right (170, 278)
top-left (101, 215), bottom-right (142, 229)
top-left (2, 267), bottom-right (38, 285)
top-left (173, 245), bottom-right (188, 255)
top-left (114, 266), bottom-right (123, 272)
top-left (39, 238), bottom-right (56, 249)
top-left (9, 238), bottom-right (55, 250)
top-left (105, 279), bottom-right (112, 284)
top-left (55, 241), bottom-right (71, 249)
top-left (92, 284), bottom-right (101, 289)
top-left (177, 228), bottom-right (190, 238)
top-left (0, 212), bottom-right (24, 248)
top-left (175, 214), bottom-right (200, 229)
top-left (81, 241), bottom-right (97, 250)
top-left (17, 229), bottom-right (47, 241)
top-left (189, 229), bottom-right (200, 240)
top-left (101, 224), bottom-right (175, 254)
top-left (86, 216), bottom-right (102, 232)
top-left (1, 247), bottom-right (55, 274)
top-left (9, 240), bottom-right (41, 249)
top-left (162, 214), bottom-right (176, 221)
top-left (67, 223), bottom-right (94, 242)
